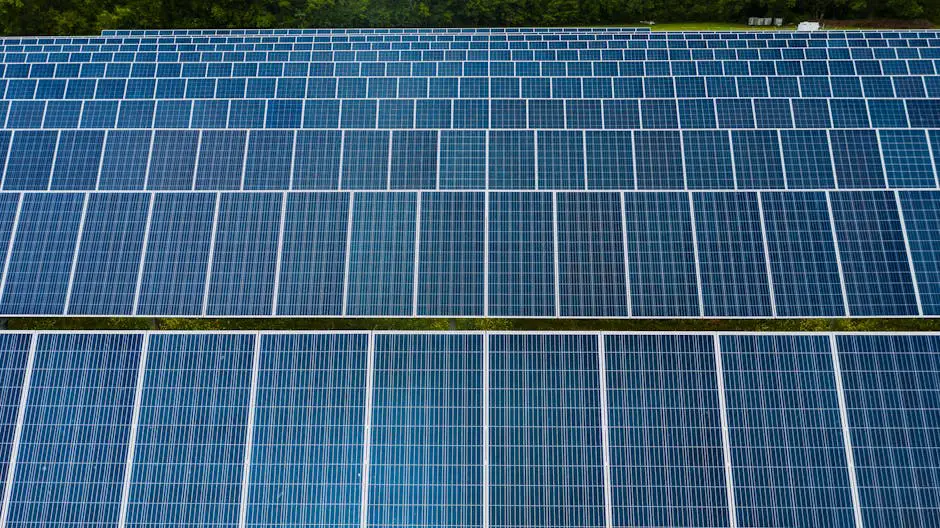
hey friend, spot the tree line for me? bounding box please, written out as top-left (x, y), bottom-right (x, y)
top-left (1, 0), bottom-right (935, 37)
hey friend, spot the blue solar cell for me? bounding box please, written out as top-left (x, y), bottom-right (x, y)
top-left (693, 192), bottom-right (773, 317)
top-left (346, 192), bottom-right (416, 316)
top-left (229, 99), bottom-right (266, 128)
top-left (453, 99), bottom-right (488, 129)
top-left (68, 193), bottom-right (150, 315)
top-left (244, 130), bottom-right (293, 191)
top-left (792, 99), bottom-right (832, 128)
top-left (830, 99), bottom-right (871, 128)
top-left (538, 131), bottom-right (584, 190)
top-left (248, 333), bottom-right (367, 528)
top-left (42, 100), bottom-right (81, 129)
top-left (836, 334), bottom-right (940, 528)
top-left (3, 131), bottom-right (56, 191)
top-left (640, 99), bottom-right (679, 129)
top-left (117, 100), bottom-right (155, 129)
top-left (417, 192), bottom-right (484, 316)
top-left (49, 130), bottom-right (103, 190)
top-left (678, 98), bottom-right (717, 129)
top-left (377, 99), bottom-right (414, 129)
top-left (342, 130), bottom-right (389, 190)
top-left (732, 130), bottom-right (785, 189)
top-left (266, 99), bottom-right (302, 128)
top-left (868, 99), bottom-right (909, 128)
top-left (99, 130), bottom-right (150, 190)
top-left (7, 334), bottom-right (141, 528)
top-left (760, 191), bottom-right (846, 316)
top-left (136, 192), bottom-right (215, 315)
top-left (906, 100), bottom-right (940, 128)
top-left (716, 98), bottom-right (755, 128)
top-left (206, 192), bottom-right (281, 316)
top-left (147, 130), bottom-right (197, 190)
top-left (191, 100), bottom-right (229, 128)
top-left (6, 101), bottom-right (45, 129)
top-left (0, 193), bottom-right (83, 315)
top-left (567, 100), bottom-right (603, 129)
top-left (490, 334), bottom-right (605, 528)
top-left (684, 130), bottom-right (734, 189)
top-left (585, 131), bottom-right (633, 190)
top-left (602, 100), bottom-right (640, 129)
top-left (880, 130), bottom-right (936, 188)
top-left (275, 192), bottom-right (348, 316)
top-left (439, 130), bottom-right (485, 189)
top-left (303, 100), bottom-right (340, 128)
top-left (829, 190), bottom-right (918, 316)
top-left (635, 131), bottom-right (683, 189)
top-left (556, 192), bottom-right (627, 317)
top-left (390, 130), bottom-right (436, 190)
top-left (293, 130), bottom-right (341, 190)
top-left (370, 334), bottom-right (482, 528)
top-left (0, 133), bottom-right (9, 179)
top-left (897, 191), bottom-right (940, 315)
top-left (489, 131), bottom-right (535, 190)
top-left (528, 99), bottom-right (564, 129)
top-left (127, 333), bottom-right (253, 528)
top-left (487, 192), bottom-right (555, 317)
top-left (779, 130), bottom-right (836, 189)
top-left (830, 130), bottom-right (886, 189)
top-left (195, 130), bottom-right (246, 190)
top-left (721, 334), bottom-right (856, 528)
top-left (622, 192), bottom-right (700, 316)
top-left (491, 99), bottom-right (526, 129)
top-left (153, 99), bottom-right (191, 128)
top-left (605, 334), bottom-right (729, 527)
top-left (0, 333), bottom-right (29, 511)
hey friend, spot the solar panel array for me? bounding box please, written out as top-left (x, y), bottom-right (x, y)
top-left (0, 26), bottom-right (939, 317)
top-left (0, 330), bottom-right (935, 527)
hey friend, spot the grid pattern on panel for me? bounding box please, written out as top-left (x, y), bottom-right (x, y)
top-left (490, 334), bottom-right (605, 528)
top-left (692, 192), bottom-right (772, 317)
top-left (622, 192), bottom-right (700, 317)
top-left (556, 192), bottom-right (628, 317)
top-left (369, 334), bottom-right (482, 528)
top-left (343, 131), bottom-right (389, 190)
top-left (898, 191), bottom-right (940, 315)
top-left (721, 334), bottom-right (856, 528)
top-left (247, 333), bottom-right (367, 528)
top-left (584, 131), bottom-right (632, 190)
top-left (880, 130), bottom-right (936, 189)
top-left (276, 192), bottom-right (348, 316)
top-left (684, 131), bottom-right (734, 190)
top-left (779, 130), bottom-right (835, 190)
top-left (0, 193), bottom-right (84, 315)
top-left (439, 131), bottom-right (485, 190)
top-left (830, 130), bottom-right (885, 190)
top-left (3, 131), bottom-right (55, 191)
top-left (0, 334), bottom-right (30, 517)
top-left (126, 333), bottom-right (253, 528)
top-left (836, 334), bottom-right (940, 528)
top-left (68, 193), bottom-right (150, 315)
top-left (294, 131), bottom-right (342, 190)
top-left (487, 192), bottom-right (555, 317)
top-left (732, 131), bottom-right (785, 189)
top-left (245, 131), bottom-right (293, 190)
top-left (829, 191), bottom-right (918, 316)
top-left (206, 192), bottom-right (281, 316)
top-left (417, 192), bottom-right (484, 316)
top-left (760, 192), bottom-right (845, 317)
top-left (196, 130), bottom-right (247, 190)
top-left (391, 130), bottom-right (437, 190)
top-left (489, 131), bottom-right (535, 190)
top-left (50, 130), bottom-right (104, 191)
top-left (605, 334), bottom-right (729, 527)
top-left (99, 130), bottom-right (150, 191)
top-left (634, 131), bottom-right (683, 190)
top-left (136, 192), bottom-right (215, 315)
top-left (7, 334), bottom-right (141, 527)
top-left (346, 192), bottom-right (416, 316)
top-left (538, 131), bottom-right (584, 190)
top-left (148, 130), bottom-right (198, 190)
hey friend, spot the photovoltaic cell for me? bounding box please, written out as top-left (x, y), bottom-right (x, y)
top-left (538, 131), bottom-right (585, 190)
top-left (50, 130), bottom-right (103, 190)
top-left (244, 131), bottom-right (293, 190)
top-left (732, 130), bottom-right (785, 189)
top-left (99, 130), bottom-right (150, 190)
top-left (605, 334), bottom-right (729, 527)
top-left (3, 131), bottom-right (56, 191)
top-left (294, 131), bottom-right (341, 190)
top-left (68, 192), bottom-right (150, 315)
top-left (830, 130), bottom-right (885, 189)
top-left (248, 333), bottom-right (367, 528)
top-left (622, 192), bottom-right (700, 316)
top-left (898, 191), bottom-right (940, 315)
top-left (634, 131), bottom-right (683, 190)
top-left (276, 192), bottom-right (349, 316)
top-left (346, 192), bottom-right (416, 316)
top-left (136, 192), bottom-right (216, 315)
top-left (390, 130), bottom-right (437, 190)
top-left (760, 192), bottom-right (846, 316)
top-left (684, 131), bottom-right (734, 190)
top-left (0, 192), bottom-right (84, 315)
top-left (439, 131), bottom-right (485, 190)
top-left (370, 334), bottom-right (482, 528)
top-left (206, 192), bottom-right (282, 316)
top-left (836, 334), bottom-right (940, 527)
top-left (693, 192), bottom-right (772, 317)
top-left (490, 334), bottom-right (605, 528)
top-left (0, 333), bottom-right (31, 516)
top-left (342, 131), bottom-right (389, 190)
top-left (829, 191), bottom-right (918, 316)
top-left (879, 130), bottom-right (936, 189)
top-left (556, 192), bottom-right (628, 317)
top-left (147, 130), bottom-right (198, 190)
top-left (487, 192), bottom-right (555, 317)
top-left (584, 131), bottom-right (633, 190)
top-left (780, 130), bottom-right (835, 189)
top-left (196, 130), bottom-right (246, 190)
top-left (126, 333), bottom-right (253, 528)
top-left (721, 335), bottom-right (856, 528)
top-left (7, 333), bottom-right (141, 527)
top-left (417, 192), bottom-right (484, 316)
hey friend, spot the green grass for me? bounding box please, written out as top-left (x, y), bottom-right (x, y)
top-left (6, 317), bottom-right (940, 332)
top-left (645, 22), bottom-right (797, 31)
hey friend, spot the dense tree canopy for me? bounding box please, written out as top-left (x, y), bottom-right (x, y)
top-left (0, 0), bottom-right (935, 36)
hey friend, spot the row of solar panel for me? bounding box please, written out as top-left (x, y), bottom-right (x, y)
top-left (0, 189), bottom-right (933, 318)
top-left (4, 96), bottom-right (938, 131)
top-left (8, 57), bottom-right (940, 78)
top-left (0, 331), bottom-right (935, 527)
top-left (1, 127), bottom-right (936, 191)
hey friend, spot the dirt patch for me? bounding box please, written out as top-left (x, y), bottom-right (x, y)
top-left (822, 18), bottom-right (935, 29)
